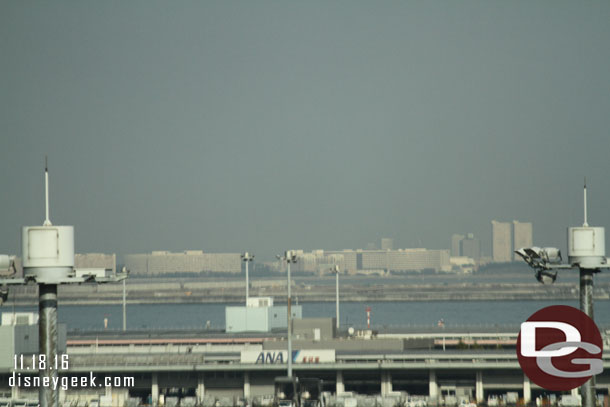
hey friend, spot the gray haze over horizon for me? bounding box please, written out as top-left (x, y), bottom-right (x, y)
top-left (2, 2), bottom-right (610, 262)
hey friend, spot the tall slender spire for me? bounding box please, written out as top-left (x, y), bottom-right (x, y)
top-left (583, 177), bottom-right (588, 227)
top-left (43, 156), bottom-right (52, 226)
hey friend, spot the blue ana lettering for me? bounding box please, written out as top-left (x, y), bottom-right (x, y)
top-left (255, 352), bottom-right (285, 364)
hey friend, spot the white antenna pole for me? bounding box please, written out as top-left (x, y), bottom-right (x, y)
top-left (43, 156), bottom-right (52, 226)
top-left (583, 177), bottom-right (588, 227)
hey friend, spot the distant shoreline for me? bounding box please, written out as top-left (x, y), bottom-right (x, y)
top-left (2, 285), bottom-right (602, 306)
top-left (3, 267), bottom-right (608, 307)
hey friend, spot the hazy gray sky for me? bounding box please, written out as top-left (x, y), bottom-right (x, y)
top-left (2, 1), bottom-right (609, 261)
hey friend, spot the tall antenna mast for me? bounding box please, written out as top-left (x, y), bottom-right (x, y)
top-left (43, 156), bottom-right (52, 226)
top-left (583, 177), bottom-right (588, 227)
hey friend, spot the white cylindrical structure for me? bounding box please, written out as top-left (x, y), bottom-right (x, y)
top-left (0, 255), bottom-right (11, 271)
top-left (22, 226), bottom-right (74, 283)
top-left (568, 226), bottom-right (606, 269)
top-left (568, 224), bottom-right (605, 407)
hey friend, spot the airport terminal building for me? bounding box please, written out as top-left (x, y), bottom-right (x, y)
top-left (2, 315), bottom-right (610, 407)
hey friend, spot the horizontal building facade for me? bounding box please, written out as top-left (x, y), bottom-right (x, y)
top-left (289, 249), bottom-right (450, 274)
top-left (75, 253), bottom-right (116, 274)
top-left (125, 251), bottom-right (241, 275)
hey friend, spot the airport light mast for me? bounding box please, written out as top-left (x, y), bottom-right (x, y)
top-left (331, 265), bottom-right (341, 330)
top-left (515, 182), bottom-right (610, 407)
top-left (0, 160), bottom-right (128, 407)
top-left (277, 250), bottom-right (298, 377)
top-left (122, 273), bottom-right (127, 331)
top-left (241, 252), bottom-right (254, 303)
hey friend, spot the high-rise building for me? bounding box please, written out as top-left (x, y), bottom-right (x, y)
top-left (381, 238), bottom-right (394, 250)
top-left (491, 220), bottom-right (512, 262)
top-left (451, 234), bottom-right (465, 257)
top-left (513, 221), bottom-right (533, 260)
top-left (460, 233), bottom-right (481, 261)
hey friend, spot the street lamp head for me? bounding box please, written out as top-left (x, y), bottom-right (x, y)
top-left (284, 250), bottom-right (298, 263)
top-left (535, 269), bottom-right (558, 285)
top-left (541, 248), bottom-right (562, 264)
top-left (241, 252), bottom-right (254, 262)
top-left (516, 247), bottom-right (562, 284)
top-left (0, 255), bottom-right (15, 275)
top-left (515, 247), bottom-right (540, 268)
top-left (515, 247), bottom-right (562, 269)
top-left (330, 265), bottom-right (340, 274)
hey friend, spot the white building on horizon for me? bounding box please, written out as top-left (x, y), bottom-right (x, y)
top-left (491, 220), bottom-right (512, 263)
top-left (124, 251), bottom-right (241, 275)
top-left (512, 221), bottom-right (533, 261)
top-left (284, 248), bottom-right (450, 274)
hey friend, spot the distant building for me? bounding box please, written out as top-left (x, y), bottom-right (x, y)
top-left (460, 233), bottom-right (481, 262)
top-left (75, 253), bottom-right (116, 275)
top-left (513, 221), bottom-right (533, 260)
top-left (225, 297), bottom-right (303, 333)
top-left (450, 256), bottom-right (477, 274)
top-left (289, 250), bottom-right (344, 274)
top-left (450, 233), bottom-right (480, 262)
top-left (451, 234), bottom-right (465, 257)
top-left (124, 251), bottom-right (241, 275)
top-left (381, 238), bottom-right (394, 250)
top-left (491, 220), bottom-right (512, 262)
top-left (297, 248), bottom-right (451, 274)
top-left (293, 318), bottom-right (336, 340)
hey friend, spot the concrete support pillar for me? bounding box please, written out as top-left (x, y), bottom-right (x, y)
top-left (572, 388), bottom-right (580, 397)
top-left (244, 372), bottom-right (251, 399)
top-left (59, 386), bottom-right (67, 406)
top-left (381, 372), bottom-right (392, 396)
top-left (196, 374), bottom-right (206, 403)
top-left (110, 388), bottom-right (129, 407)
top-left (151, 373), bottom-right (159, 407)
top-left (523, 375), bottom-right (531, 405)
top-left (336, 371), bottom-right (345, 394)
top-left (429, 371), bottom-right (438, 406)
top-left (39, 284), bottom-right (59, 407)
top-left (98, 385), bottom-right (115, 407)
top-left (475, 371), bottom-right (484, 403)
